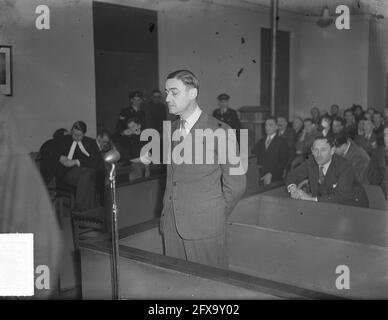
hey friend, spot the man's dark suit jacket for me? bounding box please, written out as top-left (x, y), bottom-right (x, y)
top-left (354, 133), bottom-right (377, 156)
top-left (286, 154), bottom-right (369, 208)
top-left (278, 126), bottom-right (296, 159)
top-left (160, 111), bottom-right (246, 240)
top-left (252, 135), bottom-right (289, 182)
top-left (343, 140), bottom-right (370, 184)
top-left (212, 108), bottom-right (242, 141)
top-left (55, 135), bottom-right (104, 180)
top-left (367, 146), bottom-right (388, 197)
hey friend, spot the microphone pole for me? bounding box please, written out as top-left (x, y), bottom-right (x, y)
top-left (104, 150), bottom-right (121, 300)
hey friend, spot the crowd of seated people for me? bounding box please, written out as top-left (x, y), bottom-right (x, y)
top-left (251, 103), bottom-right (388, 205)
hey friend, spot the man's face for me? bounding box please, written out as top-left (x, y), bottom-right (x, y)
top-left (151, 92), bottom-right (162, 104)
top-left (335, 143), bottom-right (347, 157)
top-left (127, 121), bottom-right (141, 135)
top-left (265, 119), bottom-right (278, 136)
top-left (321, 118), bottom-right (331, 129)
top-left (277, 117), bottom-right (288, 131)
top-left (304, 121), bottom-right (313, 134)
top-left (384, 127), bottom-right (388, 147)
top-left (312, 139), bottom-right (334, 166)
top-left (97, 135), bottom-right (111, 152)
top-left (358, 120), bottom-right (365, 132)
top-left (293, 118), bottom-right (303, 132)
top-left (218, 99), bottom-right (229, 110)
top-left (373, 113), bottom-right (383, 127)
top-left (310, 108), bottom-right (319, 118)
top-left (165, 78), bottom-right (196, 116)
top-left (364, 120), bottom-right (374, 133)
top-left (131, 96), bottom-right (143, 109)
top-left (332, 120), bottom-right (344, 134)
top-left (344, 112), bottom-right (354, 124)
top-left (72, 128), bottom-right (84, 142)
top-left (331, 105), bottom-right (339, 115)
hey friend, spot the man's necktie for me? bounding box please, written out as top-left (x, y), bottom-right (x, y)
top-left (318, 165), bottom-right (325, 184)
top-left (265, 136), bottom-right (272, 149)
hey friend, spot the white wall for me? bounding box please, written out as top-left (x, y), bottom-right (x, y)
top-left (0, 0), bottom-right (96, 151)
top-left (291, 16), bottom-right (370, 119)
top-left (1, 0), bottom-right (379, 150)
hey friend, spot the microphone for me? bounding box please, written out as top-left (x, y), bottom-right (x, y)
top-left (104, 149), bottom-right (120, 164)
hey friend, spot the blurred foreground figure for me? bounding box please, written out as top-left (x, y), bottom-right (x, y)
top-left (0, 103), bottom-right (62, 299)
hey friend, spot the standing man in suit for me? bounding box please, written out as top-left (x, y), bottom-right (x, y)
top-left (286, 135), bottom-right (369, 208)
top-left (334, 130), bottom-right (370, 184)
top-left (212, 93), bottom-right (242, 141)
top-left (160, 70), bottom-right (246, 268)
top-left (252, 116), bottom-right (289, 185)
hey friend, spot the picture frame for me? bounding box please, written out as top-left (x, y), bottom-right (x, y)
top-left (0, 45), bottom-right (12, 96)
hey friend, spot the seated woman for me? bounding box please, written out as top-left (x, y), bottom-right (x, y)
top-left (367, 126), bottom-right (388, 200)
top-left (55, 121), bottom-right (105, 211)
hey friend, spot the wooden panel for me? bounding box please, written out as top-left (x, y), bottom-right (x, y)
top-left (364, 184), bottom-right (388, 210)
top-left (228, 223), bottom-right (388, 299)
top-left (231, 194), bottom-right (388, 247)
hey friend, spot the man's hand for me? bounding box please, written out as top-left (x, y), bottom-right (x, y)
top-left (59, 155), bottom-right (80, 167)
top-left (260, 172), bottom-right (272, 186)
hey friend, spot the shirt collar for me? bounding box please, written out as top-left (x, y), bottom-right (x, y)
top-left (343, 142), bottom-right (351, 157)
top-left (181, 106), bottom-right (202, 133)
top-left (267, 133), bottom-right (276, 140)
top-left (320, 159), bottom-right (332, 175)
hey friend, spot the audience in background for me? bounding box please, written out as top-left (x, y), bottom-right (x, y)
top-left (310, 107), bottom-right (321, 125)
top-left (354, 119), bottom-right (377, 156)
top-left (356, 117), bottom-right (366, 136)
top-left (212, 93), bottom-right (241, 141)
top-left (352, 104), bottom-right (365, 124)
top-left (116, 91), bottom-right (146, 135)
top-left (319, 114), bottom-right (332, 137)
top-left (144, 89), bottom-right (168, 135)
top-left (343, 108), bottom-right (357, 139)
top-left (252, 117), bottom-right (289, 185)
top-left (331, 116), bottom-right (345, 135)
top-left (329, 104), bottom-right (340, 118)
top-left (334, 130), bottom-right (370, 184)
top-left (367, 126), bottom-right (388, 199)
top-left (373, 111), bottom-right (384, 139)
top-left (295, 118), bottom-right (319, 160)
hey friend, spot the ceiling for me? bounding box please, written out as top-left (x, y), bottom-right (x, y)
top-left (242, 0), bottom-right (388, 17)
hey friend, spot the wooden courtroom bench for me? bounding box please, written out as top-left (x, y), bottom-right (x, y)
top-left (229, 192), bottom-right (388, 247)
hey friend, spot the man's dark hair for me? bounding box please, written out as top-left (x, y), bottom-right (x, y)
top-left (97, 129), bottom-right (111, 138)
top-left (167, 70), bottom-right (199, 90)
top-left (333, 130), bottom-right (349, 147)
top-left (313, 134), bottom-right (335, 147)
top-left (126, 117), bottom-right (141, 126)
top-left (303, 118), bottom-right (313, 124)
top-left (332, 116), bottom-right (345, 126)
top-left (72, 121), bottom-right (87, 134)
top-left (53, 128), bottom-right (68, 140)
top-left (265, 116), bottom-right (278, 124)
top-left (129, 90), bottom-right (144, 100)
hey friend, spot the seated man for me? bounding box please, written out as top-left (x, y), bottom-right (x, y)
top-left (96, 129), bottom-right (115, 157)
top-left (343, 108), bottom-right (357, 140)
top-left (252, 116), bottom-right (289, 185)
top-left (293, 118), bottom-right (319, 168)
top-left (286, 135), bottom-right (369, 208)
top-left (116, 90), bottom-right (146, 134)
top-left (367, 126), bottom-right (388, 199)
top-left (39, 128), bottom-right (69, 185)
top-left (354, 119), bottom-right (377, 156)
top-left (333, 130), bottom-right (370, 184)
top-left (55, 121), bottom-right (105, 211)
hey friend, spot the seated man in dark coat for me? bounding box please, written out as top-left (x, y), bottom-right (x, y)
top-left (252, 116), bottom-right (289, 185)
top-left (55, 121), bottom-right (104, 211)
top-left (286, 135), bottom-right (369, 208)
top-left (334, 130), bottom-right (370, 184)
top-left (367, 126), bottom-right (388, 199)
top-left (39, 128), bottom-right (69, 185)
top-left (212, 93), bottom-right (241, 141)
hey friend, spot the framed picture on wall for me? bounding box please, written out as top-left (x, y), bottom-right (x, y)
top-left (0, 46), bottom-right (12, 96)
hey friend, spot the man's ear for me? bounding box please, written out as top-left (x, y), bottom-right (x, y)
top-left (188, 88), bottom-right (198, 100)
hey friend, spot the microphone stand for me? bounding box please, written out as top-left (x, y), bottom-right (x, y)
top-left (108, 161), bottom-right (120, 299)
